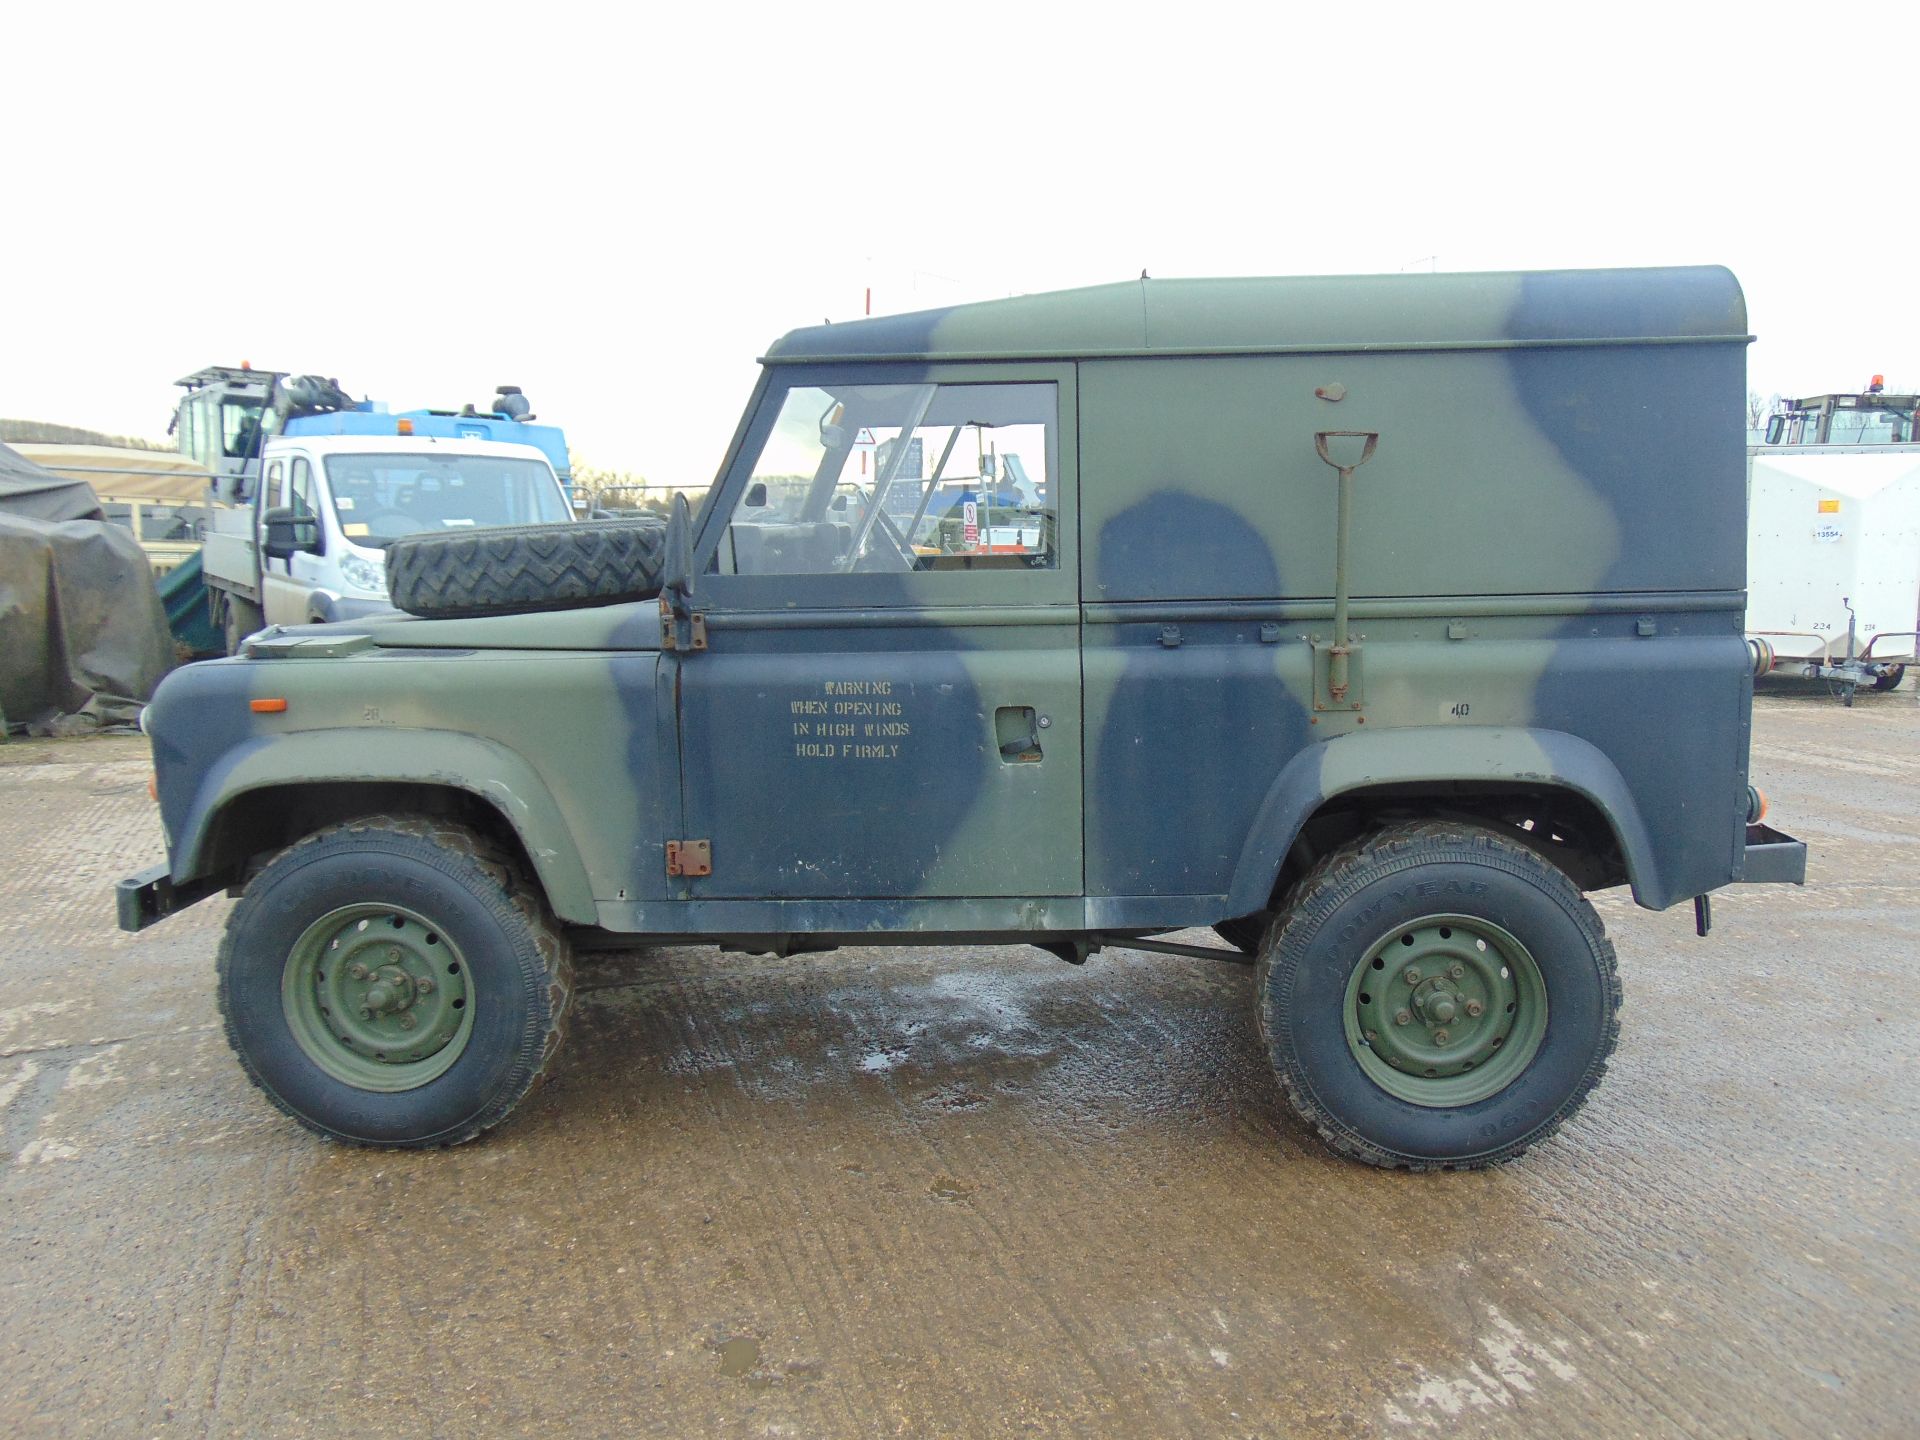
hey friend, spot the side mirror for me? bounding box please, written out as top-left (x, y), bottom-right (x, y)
top-left (818, 401), bottom-right (846, 449)
top-left (263, 505), bottom-right (319, 560)
top-left (1764, 414), bottom-right (1785, 445)
top-left (663, 492), bottom-right (694, 610)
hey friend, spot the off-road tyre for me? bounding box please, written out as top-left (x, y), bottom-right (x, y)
top-left (217, 816), bottom-right (574, 1147)
top-left (222, 594), bottom-right (265, 656)
top-left (1256, 820), bottom-right (1620, 1171)
top-left (1213, 915), bottom-right (1270, 954)
top-left (385, 517), bottom-right (667, 619)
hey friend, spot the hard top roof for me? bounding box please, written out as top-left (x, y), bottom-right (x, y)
top-left (269, 433), bottom-right (558, 465)
top-left (1788, 391), bottom-right (1920, 410)
top-left (764, 266), bottom-right (1747, 365)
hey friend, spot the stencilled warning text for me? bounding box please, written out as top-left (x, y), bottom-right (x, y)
top-left (789, 680), bottom-right (911, 760)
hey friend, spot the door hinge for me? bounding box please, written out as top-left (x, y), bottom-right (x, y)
top-left (665, 839), bottom-right (712, 877)
top-left (658, 596), bottom-right (708, 652)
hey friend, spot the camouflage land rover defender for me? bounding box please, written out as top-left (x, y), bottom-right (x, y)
top-left (119, 266), bottom-right (1806, 1169)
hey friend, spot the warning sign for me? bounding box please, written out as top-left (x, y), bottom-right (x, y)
top-left (854, 428), bottom-right (877, 447)
top-left (962, 499), bottom-right (979, 547)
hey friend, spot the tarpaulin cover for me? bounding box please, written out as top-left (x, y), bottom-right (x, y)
top-left (0, 441), bottom-right (105, 522)
top-left (0, 511), bottom-right (175, 733)
top-left (11, 443), bottom-right (214, 505)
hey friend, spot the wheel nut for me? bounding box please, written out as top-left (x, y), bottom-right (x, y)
top-left (1433, 1029), bottom-right (1451, 1045)
top-left (349, 963), bottom-right (369, 981)
top-left (416, 976), bottom-right (435, 995)
top-left (1404, 967), bottom-right (1421, 984)
top-left (359, 1007), bottom-right (373, 1021)
top-left (1449, 964), bottom-right (1465, 980)
top-left (1465, 1000), bottom-right (1484, 1017)
top-left (399, 1014), bottom-right (417, 1031)
top-left (1363, 1030), bottom-right (1376, 1043)
top-left (1394, 1009), bottom-right (1412, 1026)
top-left (388, 948), bottom-right (401, 963)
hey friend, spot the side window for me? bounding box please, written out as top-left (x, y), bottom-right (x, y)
top-left (265, 459), bottom-right (285, 508)
top-left (222, 400), bottom-right (265, 459)
top-left (714, 381), bottom-right (1057, 577)
top-left (289, 458), bottom-right (317, 520)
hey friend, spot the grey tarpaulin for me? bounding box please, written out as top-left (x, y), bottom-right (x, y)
top-left (0, 440), bottom-right (105, 522)
top-left (0, 444), bottom-right (174, 733)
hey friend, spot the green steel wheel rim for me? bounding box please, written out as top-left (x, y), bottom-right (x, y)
top-left (281, 904), bottom-right (475, 1092)
top-left (1343, 913), bottom-right (1548, 1108)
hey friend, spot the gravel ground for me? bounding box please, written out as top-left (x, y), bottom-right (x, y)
top-left (1, 688), bottom-right (1914, 1438)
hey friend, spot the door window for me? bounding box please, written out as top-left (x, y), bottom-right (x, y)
top-left (713, 382), bottom-right (1057, 577)
top-left (289, 458), bottom-right (316, 518)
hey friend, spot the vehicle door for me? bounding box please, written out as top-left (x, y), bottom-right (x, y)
top-left (260, 453), bottom-right (326, 625)
top-left (671, 365), bottom-right (1082, 912)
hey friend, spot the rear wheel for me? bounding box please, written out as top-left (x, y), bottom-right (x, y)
top-left (222, 595), bottom-right (265, 656)
top-left (1256, 820), bottom-right (1619, 1170)
top-left (217, 816), bottom-right (573, 1146)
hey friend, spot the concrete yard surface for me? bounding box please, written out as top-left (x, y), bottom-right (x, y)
top-left (1, 689), bottom-right (1915, 1438)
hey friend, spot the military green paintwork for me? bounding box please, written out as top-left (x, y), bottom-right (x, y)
top-left (128, 266), bottom-right (1793, 949)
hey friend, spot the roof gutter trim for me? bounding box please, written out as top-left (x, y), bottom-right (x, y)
top-left (759, 333), bottom-right (1758, 366)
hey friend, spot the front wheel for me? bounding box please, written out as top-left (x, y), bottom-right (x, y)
top-left (1257, 821), bottom-right (1620, 1170)
top-left (217, 816), bottom-right (573, 1146)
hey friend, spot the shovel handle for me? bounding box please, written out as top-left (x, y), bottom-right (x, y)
top-left (1314, 431), bottom-right (1379, 471)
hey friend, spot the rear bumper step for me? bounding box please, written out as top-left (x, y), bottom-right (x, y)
top-left (1741, 824), bottom-right (1807, 885)
top-left (116, 864), bottom-right (232, 932)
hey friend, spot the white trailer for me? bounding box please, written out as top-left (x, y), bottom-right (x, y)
top-left (1747, 386), bottom-right (1920, 700)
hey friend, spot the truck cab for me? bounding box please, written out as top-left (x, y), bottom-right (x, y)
top-left (178, 367), bottom-right (576, 648)
top-left (227, 435), bottom-right (572, 631)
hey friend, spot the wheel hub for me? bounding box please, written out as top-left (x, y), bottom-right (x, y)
top-left (1345, 914), bottom-right (1548, 1107)
top-left (282, 906), bottom-right (473, 1092)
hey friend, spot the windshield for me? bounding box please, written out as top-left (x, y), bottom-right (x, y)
top-left (321, 452), bottom-right (567, 546)
top-left (1824, 408), bottom-right (1913, 445)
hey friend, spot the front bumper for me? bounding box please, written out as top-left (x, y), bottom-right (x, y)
top-left (1741, 823), bottom-right (1807, 885)
top-left (116, 864), bottom-right (232, 933)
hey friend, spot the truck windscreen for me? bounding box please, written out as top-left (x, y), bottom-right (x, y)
top-left (321, 453), bottom-right (567, 545)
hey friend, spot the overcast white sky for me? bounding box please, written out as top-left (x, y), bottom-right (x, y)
top-left (3, 2), bottom-right (1912, 484)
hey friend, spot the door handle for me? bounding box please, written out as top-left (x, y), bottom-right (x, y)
top-left (995, 706), bottom-right (1042, 762)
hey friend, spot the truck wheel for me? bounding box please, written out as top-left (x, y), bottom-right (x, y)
top-left (385, 518), bottom-right (667, 619)
top-left (216, 816), bottom-right (573, 1146)
top-left (1873, 664), bottom-right (1906, 692)
top-left (223, 596), bottom-right (265, 656)
top-left (1256, 820), bottom-right (1620, 1170)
